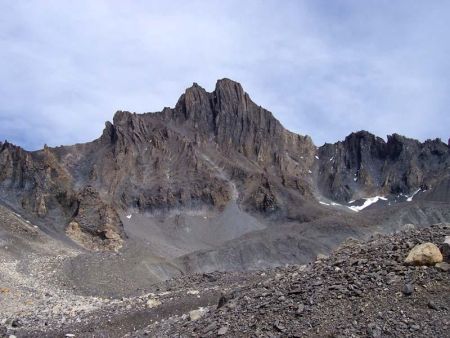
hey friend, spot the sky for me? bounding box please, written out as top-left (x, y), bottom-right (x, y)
top-left (1, 0), bottom-right (449, 150)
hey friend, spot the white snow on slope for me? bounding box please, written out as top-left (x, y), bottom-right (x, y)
top-left (319, 201), bottom-right (343, 207)
top-left (126, 214), bottom-right (132, 219)
top-left (406, 189), bottom-right (421, 202)
top-left (348, 196), bottom-right (387, 212)
top-left (315, 155), bottom-right (319, 159)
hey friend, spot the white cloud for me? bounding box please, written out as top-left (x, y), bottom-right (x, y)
top-left (0, 1), bottom-right (449, 150)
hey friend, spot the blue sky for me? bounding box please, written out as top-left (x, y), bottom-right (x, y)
top-left (1, 1), bottom-right (449, 150)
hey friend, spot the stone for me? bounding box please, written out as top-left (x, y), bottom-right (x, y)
top-left (404, 243), bottom-right (443, 266)
top-left (442, 236), bottom-right (450, 262)
top-left (273, 321), bottom-right (286, 332)
top-left (367, 323), bottom-right (382, 337)
top-left (400, 223), bottom-right (416, 232)
top-left (428, 301), bottom-right (439, 310)
top-left (410, 324), bottom-right (420, 331)
top-left (147, 298), bottom-right (162, 308)
top-left (316, 254), bottom-right (329, 261)
top-left (402, 283), bottom-right (414, 296)
top-left (435, 262), bottom-right (450, 272)
top-left (202, 322), bottom-right (217, 333)
top-left (218, 326), bottom-right (229, 335)
top-left (202, 273), bottom-right (218, 282)
top-left (11, 318), bottom-right (22, 328)
top-left (217, 294), bottom-right (228, 309)
top-left (189, 307), bottom-right (207, 321)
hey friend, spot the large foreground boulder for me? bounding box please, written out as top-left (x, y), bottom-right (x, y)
top-left (404, 243), bottom-right (443, 266)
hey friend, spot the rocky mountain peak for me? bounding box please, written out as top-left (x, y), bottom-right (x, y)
top-left (1, 78), bottom-right (450, 253)
top-left (214, 78), bottom-right (247, 105)
top-left (343, 130), bottom-right (383, 143)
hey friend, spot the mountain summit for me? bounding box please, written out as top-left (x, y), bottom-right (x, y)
top-left (0, 79), bottom-right (449, 253)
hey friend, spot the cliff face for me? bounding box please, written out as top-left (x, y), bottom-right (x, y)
top-left (0, 142), bottom-right (75, 220)
top-left (317, 131), bottom-right (450, 202)
top-left (0, 79), bottom-right (449, 250)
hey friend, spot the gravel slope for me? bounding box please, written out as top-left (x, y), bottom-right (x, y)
top-left (1, 205), bottom-right (449, 337)
top-left (139, 223), bottom-right (450, 337)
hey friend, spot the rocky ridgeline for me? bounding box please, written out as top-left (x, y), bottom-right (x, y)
top-left (317, 131), bottom-right (450, 203)
top-left (1, 79), bottom-right (449, 252)
top-left (140, 224), bottom-right (449, 337)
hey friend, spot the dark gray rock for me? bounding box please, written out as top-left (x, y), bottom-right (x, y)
top-left (11, 318), bottom-right (22, 328)
top-left (367, 322), bottom-right (382, 337)
top-left (402, 283), bottom-right (414, 296)
top-left (428, 300), bottom-right (439, 310)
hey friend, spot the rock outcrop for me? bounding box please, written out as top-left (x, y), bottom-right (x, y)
top-left (1, 79), bottom-right (450, 250)
top-left (66, 186), bottom-right (125, 251)
top-left (317, 131), bottom-right (450, 202)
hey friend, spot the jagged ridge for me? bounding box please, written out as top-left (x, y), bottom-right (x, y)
top-left (0, 79), bottom-right (449, 251)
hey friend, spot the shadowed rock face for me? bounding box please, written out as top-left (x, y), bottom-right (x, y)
top-left (317, 131), bottom-right (450, 202)
top-left (0, 79), bottom-right (449, 250)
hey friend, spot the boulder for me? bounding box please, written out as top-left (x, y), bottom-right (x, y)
top-left (402, 283), bottom-right (414, 296)
top-left (189, 307), bottom-right (207, 321)
top-left (404, 243), bottom-right (443, 266)
top-left (147, 298), bottom-right (162, 308)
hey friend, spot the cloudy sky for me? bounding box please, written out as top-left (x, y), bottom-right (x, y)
top-left (1, 1), bottom-right (449, 150)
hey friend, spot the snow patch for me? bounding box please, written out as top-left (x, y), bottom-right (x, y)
top-left (406, 189), bottom-right (421, 202)
top-left (319, 201), bottom-right (343, 207)
top-left (126, 214), bottom-right (132, 219)
top-left (315, 155), bottom-right (320, 160)
top-left (348, 196), bottom-right (387, 212)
